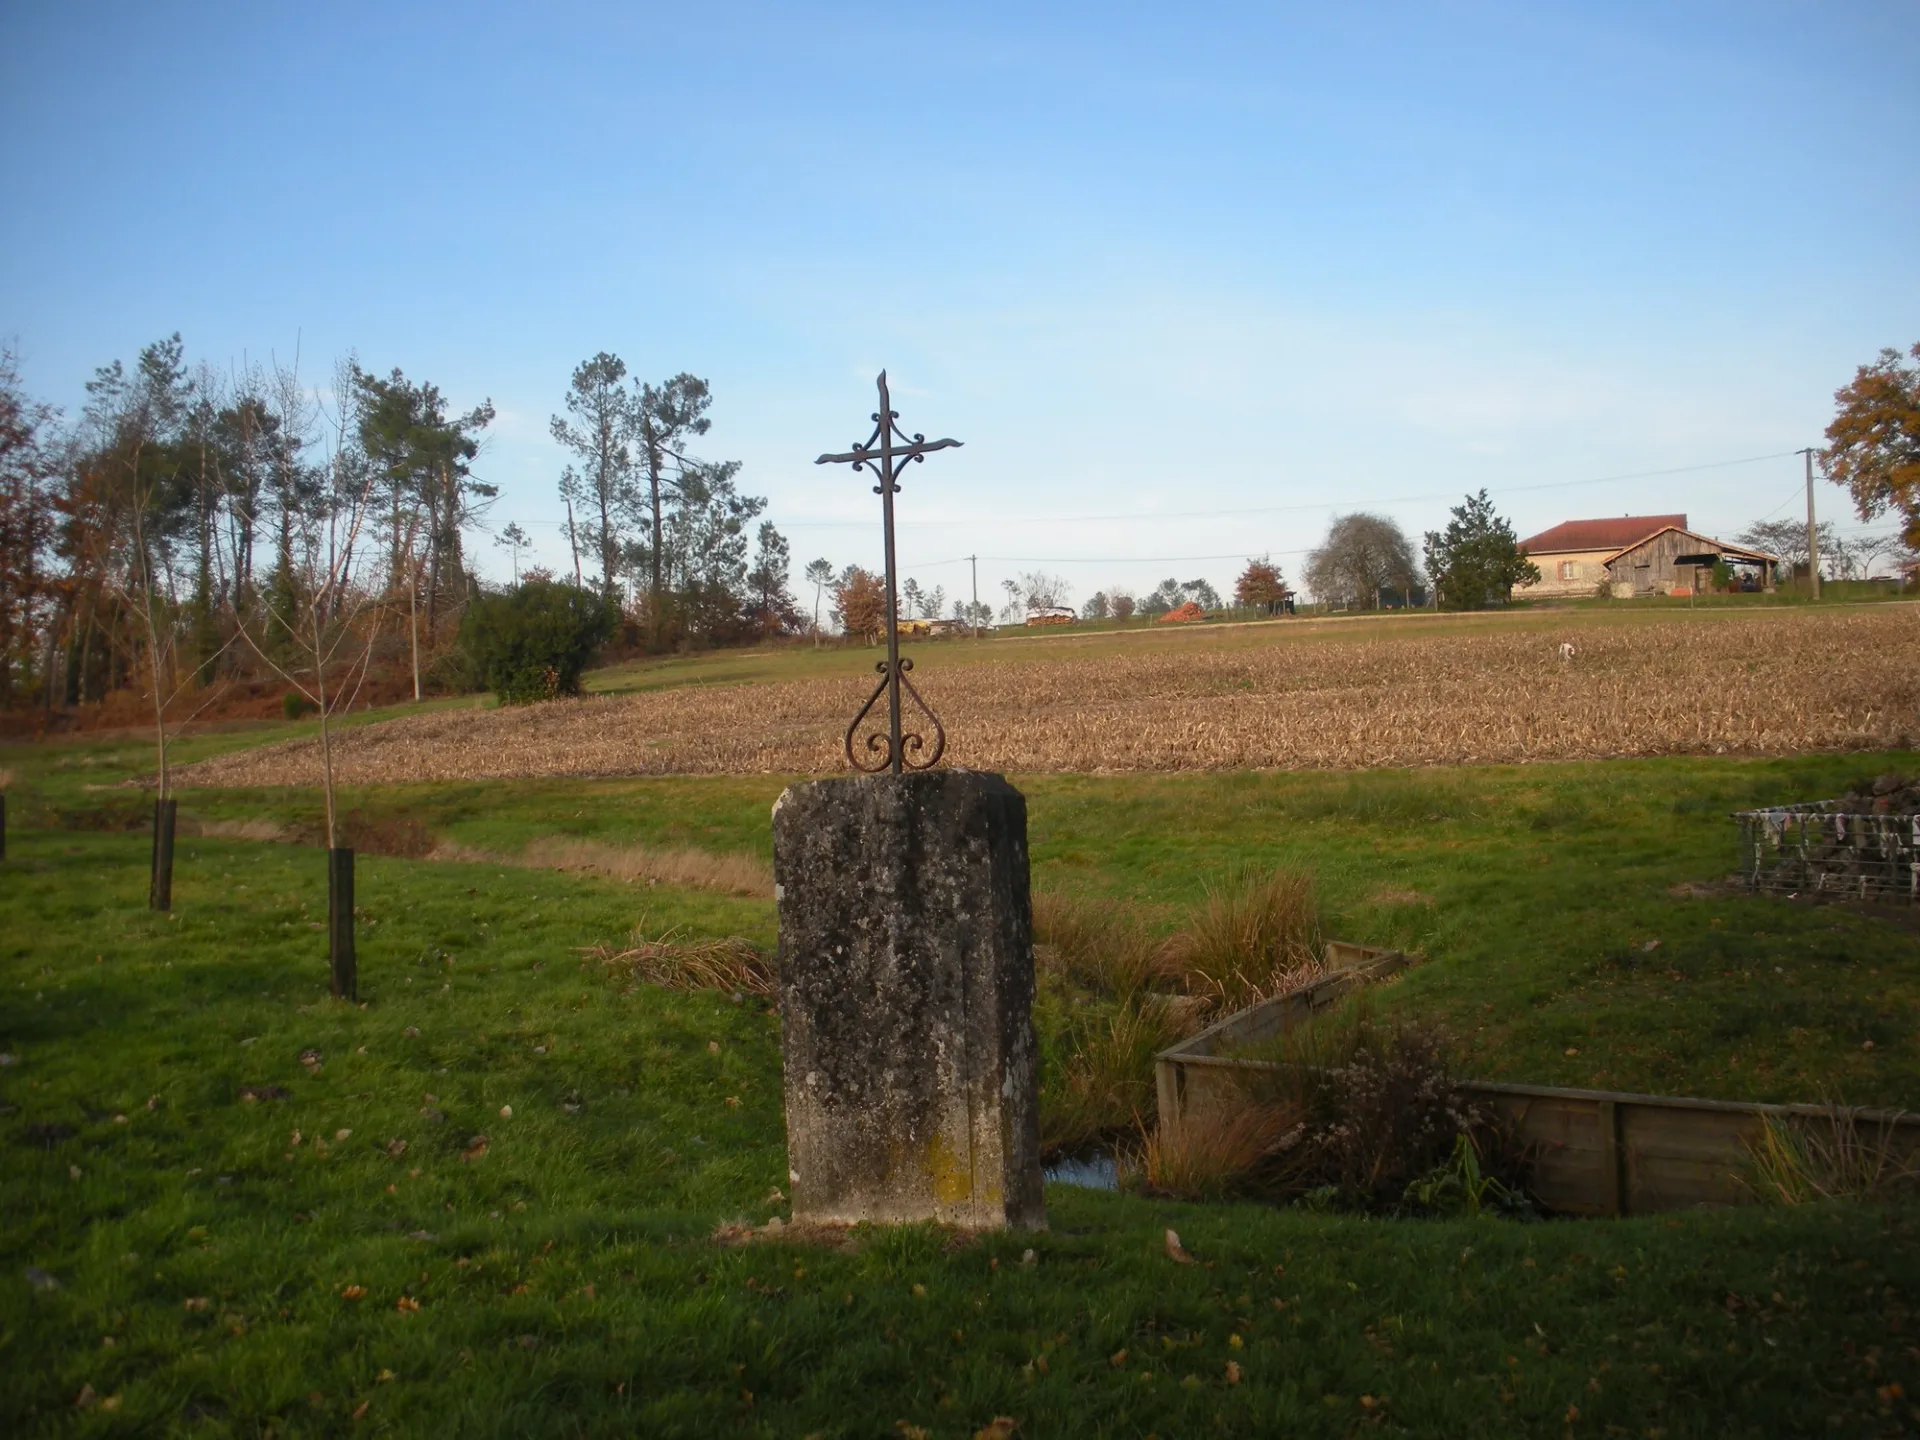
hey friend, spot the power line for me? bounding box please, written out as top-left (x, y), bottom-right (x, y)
top-left (778, 449), bottom-right (1802, 530)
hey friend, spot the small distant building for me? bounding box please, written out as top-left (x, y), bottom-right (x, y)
top-left (1601, 525), bottom-right (1777, 597)
top-left (1517, 515), bottom-right (1689, 598)
top-left (1024, 606), bottom-right (1077, 627)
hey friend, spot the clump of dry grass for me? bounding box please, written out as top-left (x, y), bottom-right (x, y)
top-left (1040, 1000), bottom-right (1197, 1157)
top-left (1033, 892), bottom-right (1161, 1001)
top-left (188, 817), bottom-right (292, 842)
top-left (1139, 1102), bottom-right (1299, 1202)
top-left (432, 837), bottom-right (772, 898)
top-left (1159, 866), bottom-right (1322, 1014)
top-left (1747, 1108), bottom-right (1920, 1206)
top-left (1034, 867), bottom-right (1325, 1154)
top-left (587, 928), bottom-right (776, 998)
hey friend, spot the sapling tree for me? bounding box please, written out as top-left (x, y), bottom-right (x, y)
top-left (84, 336), bottom-right (242, 909)
top-left (226, 357), bottom-right (388, 999)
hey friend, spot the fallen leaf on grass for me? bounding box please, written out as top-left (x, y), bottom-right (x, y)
top-left (300, 1049), bottom-right (323, 1070)
top-left (377, 1370), bottom-right (396, 1383)
top-left (1110, 1349), bottom-right (1128, 1368)
top-left (25, 1267), bottom-right (60, 1292)
top-left (184, 1297), bottom-right (209, 1312)
top-left (974, 1419), bottom-right (1019, 1440)
top-left (725, 1096), bottom-right (741, 1109)
top-left (708, 1041), bottom-right (721, 1056)
top-left (461, 1135), bottom-right (489, 1162)
top-left (1164, 1230), bottom-right (1196, 1264)
top-left (395, 1296), bottom-right (420, 1313)
top-left (74, 1384), bottom-right (96, 1410)
top-left (1225, 1361), bottom-right (1243, 1385)
top-left (386, 1139), bottom-right (408, 1157)
top-left (100, 1394), bottom-right (122, 1412)
top-left (341, 1285), bottom-right (367, 1300)
top-left (895, 1424), bottom-right (929, 1440)
top-left (498, 1105), bottom-right (513, 1119)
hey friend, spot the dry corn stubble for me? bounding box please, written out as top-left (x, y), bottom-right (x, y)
top-left (175, 608), bottom-right (1920, 788)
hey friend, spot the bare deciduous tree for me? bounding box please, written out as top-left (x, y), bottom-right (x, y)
top-left (1305, 513), bottom-right (1420, 610)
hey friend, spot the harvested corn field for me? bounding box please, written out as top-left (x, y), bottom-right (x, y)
top-left (178, 607), bottom-right (1920, 786)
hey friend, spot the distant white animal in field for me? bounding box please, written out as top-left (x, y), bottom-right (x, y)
top-left (1558, 642), bottom-right (1576, 662)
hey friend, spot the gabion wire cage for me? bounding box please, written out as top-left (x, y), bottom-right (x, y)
top-left (1736, 801), bottom-right (1920, 904)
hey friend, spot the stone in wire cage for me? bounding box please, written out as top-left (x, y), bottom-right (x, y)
top-left (1735, 801), bottom-right (1920, 904)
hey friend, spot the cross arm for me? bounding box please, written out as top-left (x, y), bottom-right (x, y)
top-left (815, 437), bottom-right (963, 466)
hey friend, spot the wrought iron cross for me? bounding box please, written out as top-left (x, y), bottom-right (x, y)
top-left (816, 372), bottom-right (963, 775)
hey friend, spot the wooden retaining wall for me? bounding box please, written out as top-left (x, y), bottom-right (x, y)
top-left (1154, 944), bottom-right (1920, 1216)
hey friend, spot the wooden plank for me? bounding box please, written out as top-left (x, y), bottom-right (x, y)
top-left (1154, 1059), bottom-right (1183, 1148)
top-left (1599, 1100), bottom-right (1622, 1217)
top-left (1154, 970), bottom-right (1920, 1218)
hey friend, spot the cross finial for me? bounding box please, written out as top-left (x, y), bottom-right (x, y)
top-left (815, 373), bottom-right (963, 775)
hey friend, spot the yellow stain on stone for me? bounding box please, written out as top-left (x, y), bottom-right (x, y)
top-left (927, 1129), bottom-right (975, 1211)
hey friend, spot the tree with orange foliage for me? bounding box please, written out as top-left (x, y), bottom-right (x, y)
top-left (1233, 556), bottom-right (1291, 615)
top-left (832, 565), bottom-right (887, 642)
top-left (1825, 343), bottom-right (1920, 548)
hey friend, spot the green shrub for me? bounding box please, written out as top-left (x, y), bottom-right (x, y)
top-left (282, 690), bottom-right (317, 720)
top-left (457, 580), bottom-right (616, 704)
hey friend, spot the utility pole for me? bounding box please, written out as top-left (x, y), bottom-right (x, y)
top-left (1798, 447), bottom-right (1820, 600)
top-left (969, 554), bottom-right (979, 639)
top-left (564, 498), bottom-right (583, 588)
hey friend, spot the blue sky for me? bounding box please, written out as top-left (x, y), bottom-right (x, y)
top-left (4, 1), bottom-right (1916, 601)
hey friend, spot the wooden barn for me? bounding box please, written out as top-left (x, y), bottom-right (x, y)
top-left (1602, 525), bottom-right (1778, 597)
top-left (1516, 514), bottom-right (1688, 598)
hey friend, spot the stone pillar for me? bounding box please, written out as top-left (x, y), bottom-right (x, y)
top-left (773, 770), bottom-right (1045, 1230)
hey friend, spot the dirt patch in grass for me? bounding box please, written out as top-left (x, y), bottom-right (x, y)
top-left (433, 836), bottom-right (772, 898)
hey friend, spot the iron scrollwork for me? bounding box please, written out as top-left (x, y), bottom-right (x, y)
top-left (844, 657), bottom-right (947, 773)
top-left (815, 373), bottom-right (963, 777)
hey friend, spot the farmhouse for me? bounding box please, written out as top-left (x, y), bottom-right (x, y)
top-left (1601, 525), bottom-right (1778, 598)
top-left (1517, 515), bottom-right (1778, 599)
top-left (1517, 514), bottom-right (1687, 598)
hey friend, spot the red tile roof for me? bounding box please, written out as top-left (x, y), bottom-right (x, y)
top-left (1518, 515), bottom-right (1687, 554)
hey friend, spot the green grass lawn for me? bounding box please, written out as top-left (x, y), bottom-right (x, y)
top-left (6, 708), bottom-right (1920, 1435)
top-left (4, 831), bottom-right (1919, 1437)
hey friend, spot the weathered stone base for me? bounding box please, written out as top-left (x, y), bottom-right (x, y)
top-left (772, 770), bottom-right (1045, 1230)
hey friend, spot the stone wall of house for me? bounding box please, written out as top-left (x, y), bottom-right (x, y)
top-left (1516, 549), bottom-right (1615, 598)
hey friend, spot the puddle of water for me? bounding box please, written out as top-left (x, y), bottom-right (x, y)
top-left (1043, 1150), bottom-right (1119, 1190)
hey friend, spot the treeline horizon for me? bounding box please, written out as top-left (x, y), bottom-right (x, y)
top-left (0, 337), bottom-right (829, 719)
